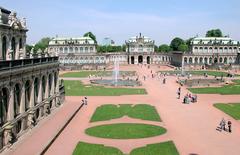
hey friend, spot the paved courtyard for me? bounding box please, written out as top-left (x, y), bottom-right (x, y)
top-left (3, 65), bottom-right (240, 155)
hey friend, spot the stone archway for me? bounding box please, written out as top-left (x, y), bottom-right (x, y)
top-left (138, 55), bottom-right (143, 64)
top-left (214, 58), bottom-right (218, 64)
top-left (11, 37), bottom-right (16, 60)
top-left (131, 56), bottom-right (134, 64)
top-left (147, 56), bottom-right (150, 64)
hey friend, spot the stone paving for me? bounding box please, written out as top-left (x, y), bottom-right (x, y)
top-left (3, 65), bottom-right (240, 155)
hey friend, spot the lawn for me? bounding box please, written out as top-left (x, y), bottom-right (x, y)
top-left (90, 104), bottom-right (161, 122)
top-left (61, 71), bottom-right (136, 78)
top-left (131, 141), bottom-right (179, 155)
top-left (159, 70), bottom-right (238, 77)
top-left (188, 80), bottom-right (240, 95)
top-left (214, 103), bottom-right (240, 120)
top-left (73, 141), bottom-right (179, 155)
top-left (73, 142), bottom-right (124, 155)
top-left (64, 80), bottom-right (147, 96)
top-left (85, 123), bottom-right (166, 139)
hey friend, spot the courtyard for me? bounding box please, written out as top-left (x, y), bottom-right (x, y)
top-left (3, 64), bottom-right (240, 155)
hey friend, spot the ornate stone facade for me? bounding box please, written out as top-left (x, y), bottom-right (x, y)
top-left (0, 7), bottom-right (65, 151)
top-left (0, 7), bottom-right (27, 61)
top-left (182, 37), bottom-right (240, 65)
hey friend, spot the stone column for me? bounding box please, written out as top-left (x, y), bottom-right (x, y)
top-left (29, 80), bottom-right (35, 108)
top-left (19, 84), bottom-right (25, 113)
top-left (7, 87), bottom-right (14, 121)
top-left (50, 74), bottom-right (56, 108)
top-left (44, 75), bottom-right (49, 99)
top-left (44, 75), bottom-right (50, 115)
top-left (37, 77), bottom-right (44, 117)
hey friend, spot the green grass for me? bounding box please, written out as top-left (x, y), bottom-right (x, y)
top-left (188, 80), bottom-right (240, 95)
top-left (61, 71), bottom-right (136, 78)
top-left (159, 70), bottom-right (239, 77)
top-left (90, 104), bottom-right (161, 122)
top-left (85, 123), bottom-right (166, 139)
top-left (64, 80), bottom-right (147, 96)
top-left (73, 142), bottom-right (124, 155)
top-left (73, 141), bottom-right (179, 155)
top-left (214, 103), bottom-right (240, 120)
top-left (131, 141), bottom-right (179, 155)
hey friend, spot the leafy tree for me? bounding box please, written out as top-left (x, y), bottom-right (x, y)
top-left (26, 44), bottom-right (33, 53)
top-left (154, 45), bottom-right (159, 52)
top-left (122, 45), bottom-right (126, 51)
top-left (84, 32), bottom-right (97, 43)
top-left (178, 43), bottom-right (188, 52)
top-left (170, 37), bottom-right (185, 51)
top-left (206, 29), bottom-right (223, 37)
top-left (97, 45), bottom-right (123, 53)
top-left (34, 37), bottom-right (51, 52)
top-left (158, 44), bottom-right (171, 52)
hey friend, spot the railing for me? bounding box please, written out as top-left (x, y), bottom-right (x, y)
top-left (0, 57), bottom-right (59, 72)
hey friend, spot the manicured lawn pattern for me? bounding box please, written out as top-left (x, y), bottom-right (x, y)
top-left (85, 123), bottom-right (166, 139)
top-left (73, 142), bottom-right (123, 155)
top-left (188, 80), bottom-right (240, 95)
top-left (64, 80), bottom-right (147, 96)
top-left (90, 104), bottom-right (161, 122)
top-left (73, 141), bottom-right (179, 155)
top-left (131, 141), bottom-right (179, 155)
top-left (159, 70), bottom-right (239, 77)
top-left (214, 103), bottom-right (240, 120)
top-left (61, 71), bottom-right (136, 78)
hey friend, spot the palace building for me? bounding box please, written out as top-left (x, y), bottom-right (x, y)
top-left (181, 37), bottom-right (240, 66)
top-left (0, 7), bottom-right (65, 151)
top-left (48, 33), bottom-right (172, 70)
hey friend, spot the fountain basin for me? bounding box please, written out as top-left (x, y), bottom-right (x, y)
top-left (90, 79), bottom-right (141, 87)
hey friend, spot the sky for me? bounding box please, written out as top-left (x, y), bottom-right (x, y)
top-left (1, 0), bottom-right (240, 45)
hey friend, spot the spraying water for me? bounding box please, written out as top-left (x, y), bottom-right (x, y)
top-left (113, 59), bottom-right (119, 85)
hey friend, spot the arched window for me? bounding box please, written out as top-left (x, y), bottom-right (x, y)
top-left (224, 47), bottom-right (228, 53)
top-left (11, 37), bottom-right (16, 59)
top-left (224, 57), bottom-right (228, 64)
top-left (90, 47), bottom-right (94, 52)
top-left (80, 47), bottom-right (83, 53)
top-left (204, 57), bottom-right (208, 64)
top-left (59, 47), bottom-right (63, 53)
top-left (2, 36), bottom-right (7, 60)
top-left (204, 47), bottom-right (208, 52)
top-left (209, 57), bottom-right (212, 64)
top-left (219, 57), bottom-right (223, 63)
top-left (229, 47), bottom-right (232, 52)
top-left (19, 38), bottom-right (23, 49)
top-left (199, 57), bottom-right (203, 63)
top-left (69, 47), bottom-right (73, 53)
top-left (75, 47), bottom-right (78, 53)
top-left (214, 47), bottom-right (218, 53)
top-left (194, 57), bottom-right (198, 64)
top-left (219, 47), bottom-right (223, 53)
top-left (64, 47), bottom-right (68, 53)
top-left (85, 47), bottom-right (88, 52)
top-left (189, 57), bottom-right (193, 64)
top-left (209, 47), bottom-right (213, 53)
top-left (0, 88), bottom-right (9, 126)
top-left (184, 57), bottom-right (188, 63)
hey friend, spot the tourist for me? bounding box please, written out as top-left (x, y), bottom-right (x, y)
top-left (228, 120), bottom-right (232, 133)
top-left (177, 87), bottom-right (181, 99)
top-left (220, 118), bottom-right (226, 131)
top-left (163, 78), bottom-right (166, 84)
top-left (84, 96), bottom-right (88, 105)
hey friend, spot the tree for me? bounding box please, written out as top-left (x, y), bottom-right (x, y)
top-left (122, 45), bottom-right (126, 51)
top-left (170, 37), bottom-right (185, 51)
top-left (84, 32), bottom-right (97, 43)
top-left (34, 37), bottom-right (51, 52)
top-left (206, 29), bottom-right (223, 37)
top-left (154, 45), bottom-right (159, 52)
top-left (158, 44), bottom-right (171, 52)
top-left (178, 43), bottom-right (188, 52)
top-left (26, 44), bottom-right (33, 53)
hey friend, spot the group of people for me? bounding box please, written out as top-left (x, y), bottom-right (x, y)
top-left (81, 96), bottom-right (88, 105)
top-left (183, 92), bottom-right (197, 104)
top-left (218, 118), bottom-right (232, 133)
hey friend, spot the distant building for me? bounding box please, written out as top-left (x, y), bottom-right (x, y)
top-left (182, 37), bottom-right (240, 65)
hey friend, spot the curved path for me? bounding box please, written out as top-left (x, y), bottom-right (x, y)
top-left (4, 65), bottom-right (240, 155)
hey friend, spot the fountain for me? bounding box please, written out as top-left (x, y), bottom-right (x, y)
top-left (90, 59), bottom-right (140, 87)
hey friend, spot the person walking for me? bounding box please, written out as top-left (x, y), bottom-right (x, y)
top-left (177, 87), bottom-right (181, 99)
top-left (220, 118), bottom-right (226, 131)
top-left (228, 120), bottom-right (232, 133)
top-left (84, 96), bottom-right (88, 105)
